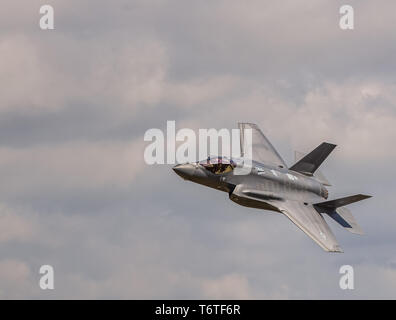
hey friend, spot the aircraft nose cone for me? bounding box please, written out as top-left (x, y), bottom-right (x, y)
top-left (172, 164), bottom-right (196, 179)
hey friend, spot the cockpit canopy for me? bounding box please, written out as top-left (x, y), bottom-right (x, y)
top-left (199, 156), bottom-right (236, 175)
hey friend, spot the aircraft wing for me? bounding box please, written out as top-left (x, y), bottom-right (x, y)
top-left (239, 123), bottom-right (287, 168)
top-left (267, 199), bottom-right (343, 252)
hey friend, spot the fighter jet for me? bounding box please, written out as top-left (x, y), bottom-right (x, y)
top-left (173, 123), bottom-right (371, 252)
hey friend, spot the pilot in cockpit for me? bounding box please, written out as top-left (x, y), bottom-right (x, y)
top-left (200, 157), bottom-right (235, 175)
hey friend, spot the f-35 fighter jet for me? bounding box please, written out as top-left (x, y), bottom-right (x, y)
top-left (173, 123), bottom-right (371, 252)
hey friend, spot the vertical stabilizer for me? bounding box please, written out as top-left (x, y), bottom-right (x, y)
top-left (294, 150), bottom-right (331, 186)
top-left (290, 142), bottom-right (336, 176)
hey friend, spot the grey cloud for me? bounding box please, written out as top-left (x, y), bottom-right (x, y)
top-left (0, 0), bottom-right (395, 299)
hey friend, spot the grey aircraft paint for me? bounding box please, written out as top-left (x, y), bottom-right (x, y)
top-left (173, 123), bottom-right (371, 252)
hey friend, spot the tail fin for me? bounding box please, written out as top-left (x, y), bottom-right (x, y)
top-left (314, 194), bottom-right (372, 235)
top-left (294, 151), bottom-right (331, 186)
top-left (290, 142), bottom-right (336, 176)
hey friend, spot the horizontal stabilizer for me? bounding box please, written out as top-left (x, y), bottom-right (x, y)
top-left (315, 204), bottom-right (364, 235)
top-left (328, 207), bottom-right (363, 235)
top-left (314, 194), bottom-right (372, 209)
top-left (290, 142), bottom-right (336, 175)
top-left (314, 195), bottom-right (371, 235)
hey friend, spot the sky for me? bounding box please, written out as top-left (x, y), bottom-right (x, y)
top-left (0, 0), bottom-right (396, 299)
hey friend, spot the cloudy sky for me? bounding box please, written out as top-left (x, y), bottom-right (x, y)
top-left (0, 0), bottom-right (395, 299)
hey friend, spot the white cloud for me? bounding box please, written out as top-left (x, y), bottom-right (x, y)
top-left (201, 273), bottom-right (253, 299)
top-left (0, 139), bottom-right (146, 196)
top-left (0, 205), bottom-right (37, 243)
top-left (0, 259), bottom-right (34, 299)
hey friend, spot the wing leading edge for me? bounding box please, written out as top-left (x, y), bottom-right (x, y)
top-left (267, 199), bottom-right (343, 252)
top-left (231, 184), bottom-right (343, 252)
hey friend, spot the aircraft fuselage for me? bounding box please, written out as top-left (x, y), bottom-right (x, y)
top-left (173, 158), bottom-right (328, 210)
